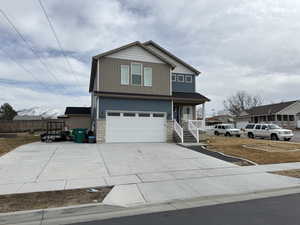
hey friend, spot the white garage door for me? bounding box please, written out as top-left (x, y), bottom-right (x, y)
top-left (106, 111), bottom-right (167, 143)
top-left (297, 120), bottom-right (300, 128)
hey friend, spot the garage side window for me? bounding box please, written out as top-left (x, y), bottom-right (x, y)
top-left (144, 67), bottom-right (152, 87)
top-left (121, 65), bottom-right (129, 85)
top-left (131, 63), bottom-right (142, 86)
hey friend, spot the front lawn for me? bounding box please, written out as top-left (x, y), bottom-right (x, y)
top-left (0, 134), bottom-right (40, 157)
top-left (205, 136), bottom-right (300, 165)
top-left (0, 187), bottom-right (112, 213)
top-left (271, 169), bottom-right (300, 179)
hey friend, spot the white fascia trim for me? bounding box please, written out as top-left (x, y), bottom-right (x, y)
top-left (171, 100), bottom-right (174, 120)
top-left (170, 68), bottom-right (172, 95)
top-left (97, 59), bottom-right (100, 91)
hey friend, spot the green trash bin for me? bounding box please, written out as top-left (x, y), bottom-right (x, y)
top-left (73, 128), bottom-right (87, 143)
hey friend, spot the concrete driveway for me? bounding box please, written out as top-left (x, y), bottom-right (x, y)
top-left (0, 142), bottom-right (300, 206)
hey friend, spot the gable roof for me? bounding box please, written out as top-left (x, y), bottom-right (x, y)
top-left (89, 41), bottom-right (176, 92)
top-left (143, 40), bottom-right (201, 75)
top-left (245, 101), bottom-right (298, 116)
top-left (65, 107), bottom-right (91, 115)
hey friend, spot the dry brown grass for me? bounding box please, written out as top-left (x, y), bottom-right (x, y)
top-left (206, 136), bottom-right (300, 164)
top-left (0, 134), bottom-right (39, 157)
top-left (0, 187), bottom-right (112, 213)
top-left (271, 169), bottom-right (300, 178)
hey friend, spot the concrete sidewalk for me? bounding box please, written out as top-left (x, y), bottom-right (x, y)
top-left (1, 186), bottom-right (300, 225)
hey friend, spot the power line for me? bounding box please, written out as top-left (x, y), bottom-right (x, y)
top-left (0, 8), bottom-right (65, 88)
top-left (0, 47), bottom-right (52, 92)
top-left (37, 0), bottom-right (80, 85)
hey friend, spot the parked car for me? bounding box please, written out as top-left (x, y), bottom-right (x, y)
top-left (244, 123), bottom-right (294, 141)
top-left (214, 124), bottom-right (241, 137)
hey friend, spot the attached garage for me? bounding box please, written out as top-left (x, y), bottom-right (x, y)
top-left (106, 111), bottom-right (167, 143)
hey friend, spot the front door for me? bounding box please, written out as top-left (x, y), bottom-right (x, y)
top-left (182, 106), bottom-right (193, 122)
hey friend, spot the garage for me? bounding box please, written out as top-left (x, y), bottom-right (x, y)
top-left (106, 111), bottom-right (167, 143)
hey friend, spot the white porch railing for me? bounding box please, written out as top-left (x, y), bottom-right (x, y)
top-left (189, 120), bottom-right (206, 130)
top-left (174, 120), bottom-right (183, 143)
top-left (188, 120), bottom-right (199, 143)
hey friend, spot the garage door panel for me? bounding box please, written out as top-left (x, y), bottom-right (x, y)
top-left (106, 112), bottom-right (167, 143)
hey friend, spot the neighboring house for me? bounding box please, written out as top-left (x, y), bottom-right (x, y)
top-left (206, 115), bottom-right (235, 127)
top-left (236, 100), bottom-right (300, 129)
top-left (89, 41), bottom-right (210, 143)
top-left (60, 107), bottom-right (91, 129)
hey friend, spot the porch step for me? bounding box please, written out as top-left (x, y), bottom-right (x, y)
top-left (183, 130), bottom-right (197, 143)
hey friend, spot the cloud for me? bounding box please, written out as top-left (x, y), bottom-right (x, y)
top-left (0, 0), bottom-right (299, 114)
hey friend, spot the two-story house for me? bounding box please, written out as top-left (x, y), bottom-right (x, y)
top-left (89, 41), bottom-right (209, 143)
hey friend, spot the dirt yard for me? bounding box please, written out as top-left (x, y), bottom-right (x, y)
top-left (0, 187), bottom-right (112, 213)
top-left (206, 136), bottom-right (300, 165)
top-left (272, 169), bottom-right (300, 179)
top-left (0, 133), bottom-right (39, 157)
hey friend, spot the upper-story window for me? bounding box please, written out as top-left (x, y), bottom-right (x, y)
top-left (172, 74), bottom-right (176, 81)
top-left (185, 75), bottom-right (192, 83)
top-left (144, 67), bottom-right (152, 87)
top-left (177, 74), bottom-right (184, 82)
top-left (131, 63), bottom-right (142, 86)
top-left (120, 65), bottom-right (129, 85)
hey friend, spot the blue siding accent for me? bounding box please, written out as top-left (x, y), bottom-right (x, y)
top-left (172, 73), bottom-right (195, 93)
top-left (99, 97), bottom-right (172, 119)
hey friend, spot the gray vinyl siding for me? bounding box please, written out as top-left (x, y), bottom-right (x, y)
top-left (98, 97), bottom-right (172, 120)
top-left (172, 73), bottom-right (195, 93)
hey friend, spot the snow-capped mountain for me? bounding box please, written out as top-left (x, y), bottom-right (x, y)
top-left (17, 106), bottom-right (65, 119)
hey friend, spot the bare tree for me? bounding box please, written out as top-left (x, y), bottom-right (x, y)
top-left (223, 91), bottom-right (263, 116)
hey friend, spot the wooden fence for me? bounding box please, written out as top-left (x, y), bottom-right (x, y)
top-left (0, 119), bottom-right (61, 133)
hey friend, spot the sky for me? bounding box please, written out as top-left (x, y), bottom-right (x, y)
top-left (0, 0), bottom-right (300, 115)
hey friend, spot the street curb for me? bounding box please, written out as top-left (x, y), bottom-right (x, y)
top-left (1, 186), bottom-right (300, 225)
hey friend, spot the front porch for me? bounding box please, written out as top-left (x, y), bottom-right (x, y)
top-left (172, 100), bottom-right (206, 143)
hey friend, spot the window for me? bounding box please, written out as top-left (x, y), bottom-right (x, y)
top-left (289, 115), bottom-right (295, 121)
top-left (186, 107), bottom-right (190, 114)
top-left (283, 115), bottom-right (288, 121)
top-left (144, 67), bottom-right (152, 87)
top-left (139, 113), bottom-right (150, 117)
top-left (120, 65), bottom-right (129, 85)
top-left (277, 115), bottom-right (282, 121)
top-left (262, 125), bottom-right (268, 130)
top-left (107, 112), bottom-right (120, 116)
top-left (185, 75), bottom-right (192, 83)
top-left (153, 113), bottom-right (164, 118)
top-left (131, 63), bottom-right (142, 85)
top-left (172, 74), bottom-right (176, 81)
top-left (177, 75), bottom-right (184, 82)
top-left (246, 124), bottom-right (255, 129)
top-left (267, 115), bottom-right (275, 121)
top-left (255, 125), bottom-right (261, 129)
top-left (123, 113), bottom-right (135, 117)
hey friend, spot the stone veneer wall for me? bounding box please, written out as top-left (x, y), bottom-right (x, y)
top-left (96, 119), bottom-right (106, 143)
top-left (167, 120), bottom-right (174, 142)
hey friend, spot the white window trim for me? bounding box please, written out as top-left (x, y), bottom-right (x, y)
top-left (185, 75), bottom-right (192, 83)
top-left (177, 74), bottom-right (184, 82)
top-left (120, 65), bottom-right (130, 85)
top-left (143, 67), bottom-right (152, 87)
top-left (131, 62), bottom-right (143, 86)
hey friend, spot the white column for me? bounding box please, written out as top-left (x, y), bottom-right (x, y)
top-left (202, 103), bottom-right (206, 129)
top-left (96, 96), bottom-right (99, 119)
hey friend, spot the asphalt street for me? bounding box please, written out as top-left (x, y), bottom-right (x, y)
top-left (71, 193), bottom-right (300, 225)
